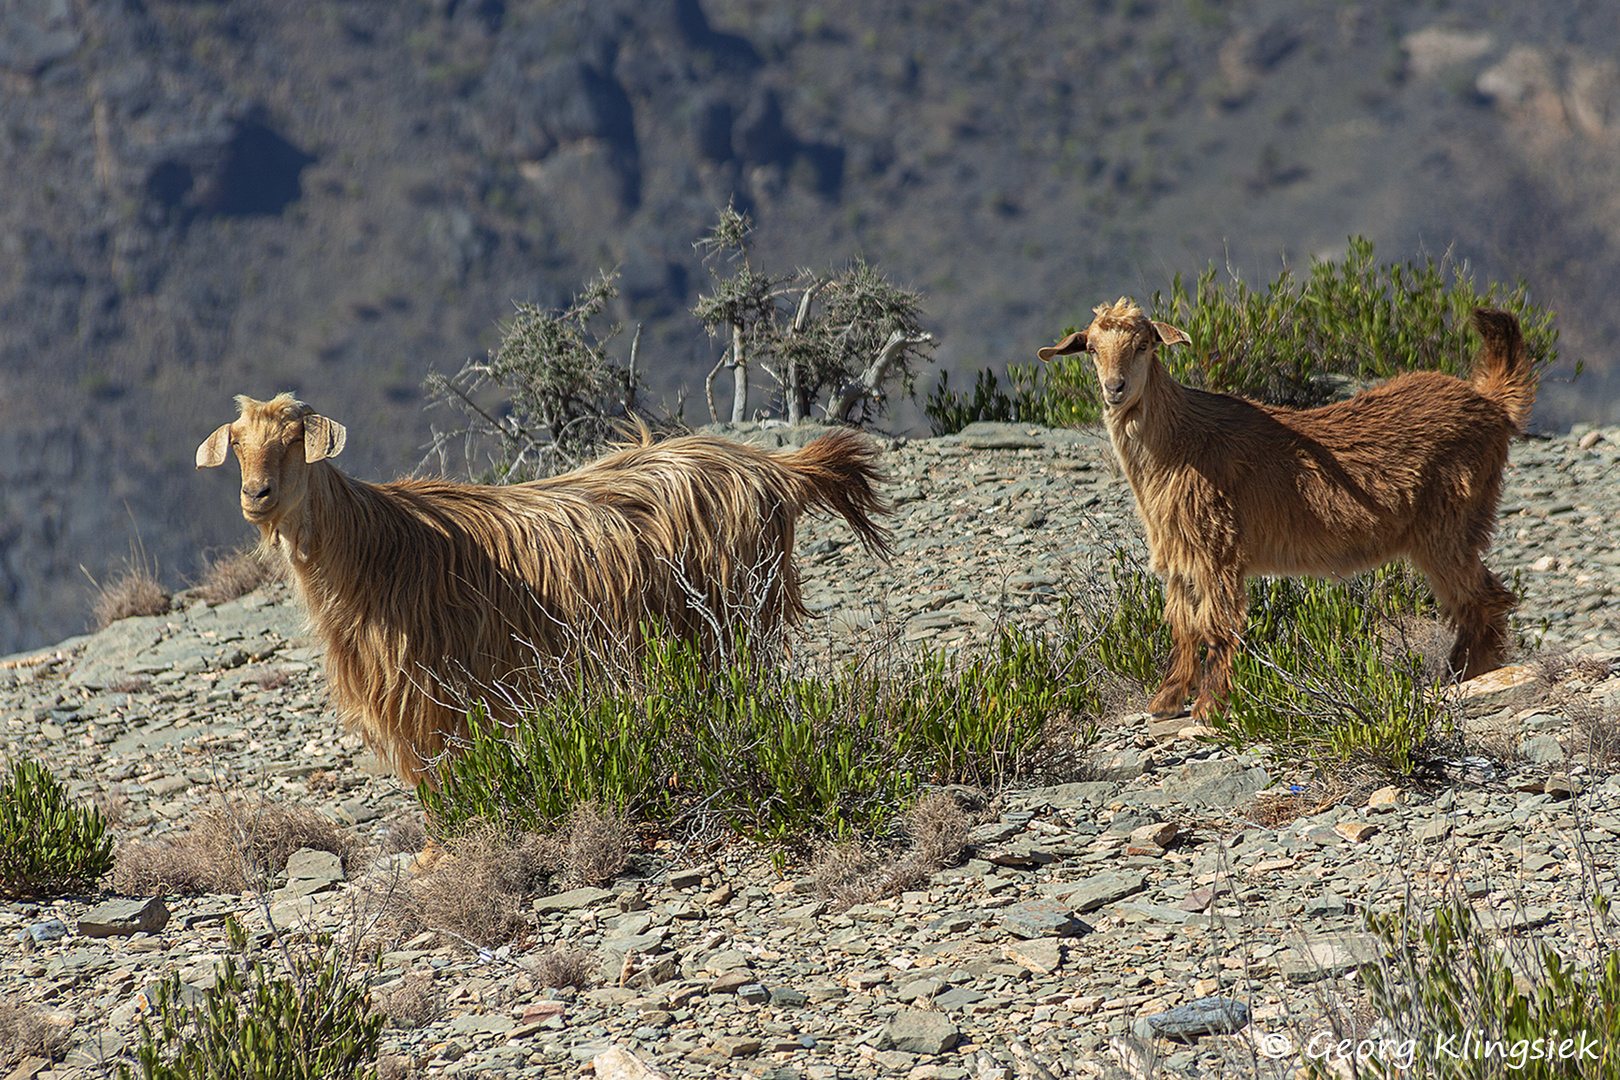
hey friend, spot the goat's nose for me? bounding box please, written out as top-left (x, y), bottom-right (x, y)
top-left (242, 482), bottom-right (272, 502)
top-left (1104, 377), bottom-right (1126, 397)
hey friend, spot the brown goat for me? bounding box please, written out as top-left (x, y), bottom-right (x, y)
top-left (1039, 300), bottom-right (1534, 720)
top-left (197, 394), bottom-right (891, 784)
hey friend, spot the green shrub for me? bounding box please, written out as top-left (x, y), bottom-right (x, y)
top-left (929, 236), bottom-right (1565, 434)
top-left (924, 354), bottom-right (1100, 435)
top-left (1084, 552), bottom-right (1448, 773)
top-left (1355, 899), bottom-right (1620, 1078)
top-left (121, 920), bottom-right (383, 1080)
top-left (420, 629), bottom-right (1097, 844)
top-left (0, 758), bottom-right (114, 898)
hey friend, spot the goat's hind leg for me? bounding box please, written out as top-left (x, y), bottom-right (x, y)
top-left (1150, 574), bottom-right (1200, 719)
top-left (1415, 550), bottom-right (1516, 681)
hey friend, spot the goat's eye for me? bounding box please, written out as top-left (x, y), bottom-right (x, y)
top-left (1136, 340), bottom-right (1149, 353)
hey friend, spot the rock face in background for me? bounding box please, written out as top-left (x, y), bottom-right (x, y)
top-left (1, 0), bottom-right (1619, 654)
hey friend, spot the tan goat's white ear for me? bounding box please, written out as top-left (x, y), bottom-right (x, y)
top-left (196, 424), bottom-right (233, 469)
top-left (1037, 331), bottom-right (1088, 362)
top-left (303, 415), bottom-right (347, 462)
top-left (1152, 321), bottom-right (1191, 347)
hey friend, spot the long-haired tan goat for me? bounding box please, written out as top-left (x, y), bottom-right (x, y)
top-left (1040, 301), bottom-right (1534, 720)
top-left (197, 394), bottom-right (891, 784)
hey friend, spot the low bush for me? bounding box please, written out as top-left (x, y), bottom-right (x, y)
top-left (0, 759), bottom-right (114, 898)
top-left (1355, 899), bottom-right (1620, 1078)
top-left (121, 920), bottom-right (383, 1080)
top-left (420, 628), bottom-right (1097, 845)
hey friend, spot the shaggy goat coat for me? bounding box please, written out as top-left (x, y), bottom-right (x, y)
top-left (1038, 302), bottom-right (1534, 720)
top-left (198, 394), bottom-right (891, 784)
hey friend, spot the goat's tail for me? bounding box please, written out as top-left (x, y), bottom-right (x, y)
top-left (1469, 307), bottom-right (1536, 429)
top-left (781, 429), bottom-right (894, 556)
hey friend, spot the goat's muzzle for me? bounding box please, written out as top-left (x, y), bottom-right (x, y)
top-left (241, 483), bottom-right (275, 521)
top-left (1102, 378), bottom-right (1128, 406)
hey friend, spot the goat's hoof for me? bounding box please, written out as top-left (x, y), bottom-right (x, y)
top-left (1150, 705), bottom-right (1191, 721)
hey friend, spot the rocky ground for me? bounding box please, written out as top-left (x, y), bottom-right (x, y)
top-left (3, 422), bottom-right (1619, 1080)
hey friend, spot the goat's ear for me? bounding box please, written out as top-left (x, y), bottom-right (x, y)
top-left (196, 424), bottom-right (233, 469)
top-left (1037, 331), bottom-right (1088, 362)
top-left (1152, 321), bottom-right (1191, 347)
top-left (303, 415), bottom-right (347, 462)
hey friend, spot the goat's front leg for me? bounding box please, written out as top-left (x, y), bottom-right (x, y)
top-left (1150, 573), bottom-right (1199, 718)
top-left (1190, 566), bottom-right (1246, 721)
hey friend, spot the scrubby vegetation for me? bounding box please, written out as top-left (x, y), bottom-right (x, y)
top-left (0, 758), bottom-right (114, 898)
top-left (1352, 899), bottom-right (1620, 1079)
top-left (121, 920), bottom-right (383, 1080)
top-left (927, 237), bottom-right (1563, 433)
top-left (418, 628), bottom-right (1096, 846)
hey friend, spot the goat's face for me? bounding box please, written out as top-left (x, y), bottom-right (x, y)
top-left (1037, 299), bottom-right (1189, 414)
top-left (195, 394), bottom-right (346, 535)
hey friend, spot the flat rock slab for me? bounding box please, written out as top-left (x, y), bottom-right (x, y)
top-left (78, 897), bottom-right (170, 938)
top-left (1159, 760), bottom-right (1271, 808)
top-left (884, 1007), bottom-right (960, 1055)
top-left (1281, 933), bottom-right (1385, 984)
top-left (1002, 938), bottom-right (1064, 974)
top-left (1132, 997), bottom-right (1251, 1042)
top-left (1040, 871), bottom-right (1146, 913)
top-left (286, 847), bottom-right (344, 883)
top-left (1000, 900), bottom-right (1088, 939)
top-left (534, 886), bottom-right (614, 914)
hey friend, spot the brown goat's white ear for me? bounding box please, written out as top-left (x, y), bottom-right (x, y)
top-left (196, 424), bottom-right (233, 469)
top-left (1152, 321), bottom-right (1191, 347)
top-left (1037, 331), bottom-right (1088, 362)
top-left (303, 415), bottom-right (347, 463)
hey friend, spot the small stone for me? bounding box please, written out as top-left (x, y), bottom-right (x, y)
top-left (999, 900), bottom-right (1087, 939)
top-left (703, 948), bottom-right (751, 975)
top-left (898, 977), bottom-right (947, 1002)
top-left (22, 919), bottom-right (69, 945)
top-left (737, 982), bottom-right (769, 1004)
top-left (285, 847), bottom-right (344, 883)
top-left (1519, 734), bottom-right (1565, 764)
top-left (1130, 997), bottom-right (1251, 1042)
top-left (885, 1008), bottom-right (961, 1055)
top-left (1334, 821), bottom-right (1378, 843)
top-left (709, 969), bottom-right (755, 994)
top-left (1041, 871), bottom-right (1145, 913)
top-left (1579, 429), bottom-right (1605, 450)
top-left (769, 986), bottom-right (808, 1007)
top-left (79, 897), bottom-right (170, 938)
top-left (1001, 938), bottom-right (1063, 975)
top-left (1129, 822), bottom-right (1178, 848)
top-left (1543, 774), bottom-right (1579, 799)
top-left (620, 1043), bottom-right (674, 1072)
top-left (534, 886), bottom-right (613, 914)
top-left (1366, 786), bottom-right (1404, 811)
top-left (1413, 819), bottom-right (1451, 843)
top-left (712, 1035), bottom-right (762, 1059)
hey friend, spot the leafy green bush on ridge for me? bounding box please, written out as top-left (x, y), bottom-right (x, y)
top-left (927, 236), bottom-right (1564, 434)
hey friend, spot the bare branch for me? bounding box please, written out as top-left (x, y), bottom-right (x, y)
top-left (830, 329), bottom-right (935, 420)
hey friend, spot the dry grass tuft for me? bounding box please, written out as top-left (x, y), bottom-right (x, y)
top-left (193, 544), bottom-right (284, 604)
top-left (371, 970), bottom-right (441, 1029)
top-left (381, 825), bottom-right (551, 950)
top-left (90, 563), bottom-right (170, 630)
top-left (247, 669), bottom-right (293, 691)
top-left (549, 801), bottom-right (631, 888)
top-left (384, 817), bottom-right (429, 856)
top-left (528, 946), bottom-right (596, 990)
top-left (813, 789), bottom-right (976, 908)
top-left (113, 799), bottom-right (363, 895)
top-left (107, 676), bottom-right (153, 694)
top-left (0, 1000), bottom-right (71, 1070)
